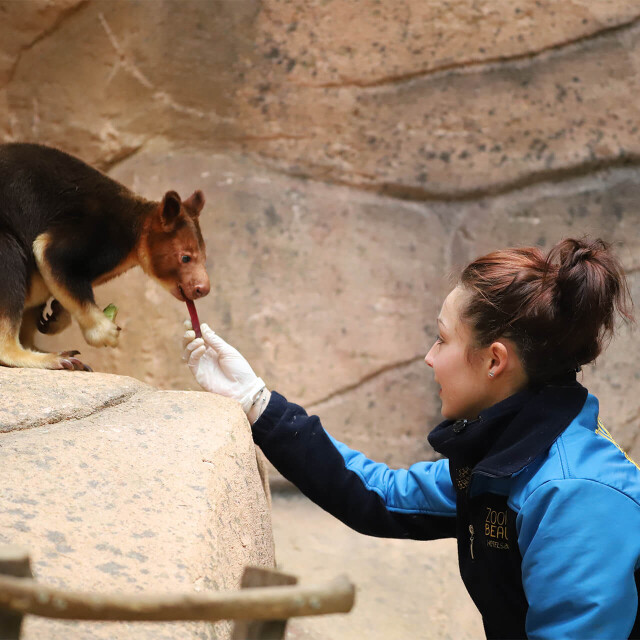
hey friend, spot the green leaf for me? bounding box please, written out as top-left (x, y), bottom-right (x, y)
top-left (103, 303), bottom-right (118, 322)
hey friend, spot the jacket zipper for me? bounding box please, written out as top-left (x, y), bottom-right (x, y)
top-left (452, 416), bottom-right (486, 565)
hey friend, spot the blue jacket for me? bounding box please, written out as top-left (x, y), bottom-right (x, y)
top-left (252, 380), bottom-right (640, 639)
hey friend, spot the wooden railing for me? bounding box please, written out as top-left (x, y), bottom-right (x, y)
top-left (0, 546), bottom-right (355, 640)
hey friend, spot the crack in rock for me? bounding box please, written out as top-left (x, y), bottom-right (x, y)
top-left (1, 388), bottom-right (151, 434)
top-left (308, 355), bottom-right (425, 409)
top-left (6, 0), bottom-right (90, 86)
top-left (265, 153), bottom-right (640, 204)
top-left (100, 143), bottom-right (146, 172)
top-left (291, 14), bottom-right (640, 89)
top-left (98, 13), bottom-right (229, 127)
top-left (99, 12), bottom-right (154, 89)
top-left (220, 133), bottom-right (310, 143)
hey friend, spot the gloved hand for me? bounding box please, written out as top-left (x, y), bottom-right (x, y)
top-left (183, 322), bottom-right (266, 413)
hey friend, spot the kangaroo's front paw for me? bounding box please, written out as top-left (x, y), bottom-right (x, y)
top-left (38, 299), bottom-right (72, 335)
top-left (82, 314), bottom-right (121, 348)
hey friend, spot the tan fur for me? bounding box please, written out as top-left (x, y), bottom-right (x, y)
top-left (135, 215), bottom-right (154, 277)
top-left (24, 270), bottom-right (50, 309)
top-left (18, 306), bottom-right (41, 350)
top-left (0, 316), bottom-right (64, 369)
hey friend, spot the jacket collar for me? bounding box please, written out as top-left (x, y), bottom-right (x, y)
top-left (428, 373), bottom-right (588, 478)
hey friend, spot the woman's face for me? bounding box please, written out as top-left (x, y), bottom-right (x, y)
top-left (425, 286), bottom-right (492, 421)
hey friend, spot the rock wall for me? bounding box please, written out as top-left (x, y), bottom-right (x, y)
top-left (0, 368), bottom-right (274, 639)
top-left (2, 1), bottom-right (639, 466)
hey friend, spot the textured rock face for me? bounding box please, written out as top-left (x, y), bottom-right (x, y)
top-left (0, 369), bottom-right (274, 640)
top-left (2, 1), bottom-right (640, 466)
top-left (4, 1), bottom-right (640, 191)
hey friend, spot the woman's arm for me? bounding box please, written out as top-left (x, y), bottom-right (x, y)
top-left (183, 323), bottom-right (456, 540)
top-left (253, 391), bottom-right (457, 540)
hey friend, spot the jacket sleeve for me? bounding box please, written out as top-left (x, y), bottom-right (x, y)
top-left (517, 478), bottom-right (640, 640)
top-left (251, 391), bottom-right (457, 540)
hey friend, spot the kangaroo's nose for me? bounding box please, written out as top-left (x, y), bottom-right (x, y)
top-left (193, 281), bottom-right (210, 299)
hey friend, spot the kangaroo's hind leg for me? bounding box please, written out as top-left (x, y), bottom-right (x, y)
top-left (0, 233), bottom-right (88, 370)
top-left (19, 305), bottom-right (44, 350)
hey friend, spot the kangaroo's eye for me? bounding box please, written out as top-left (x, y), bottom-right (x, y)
top-left (181, 255), bottom-right (191, 263)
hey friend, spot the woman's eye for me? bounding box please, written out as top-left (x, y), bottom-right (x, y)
top-left (435, 336), bottom-right (443, 345)
top-left (181, 255), bottom-right (191, 263)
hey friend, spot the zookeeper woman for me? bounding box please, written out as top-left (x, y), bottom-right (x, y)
top-left (184, 237), bottom-right (640, 640)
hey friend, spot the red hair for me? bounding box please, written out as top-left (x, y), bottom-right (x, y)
top-left (459, 238), bottom-right (633, 382)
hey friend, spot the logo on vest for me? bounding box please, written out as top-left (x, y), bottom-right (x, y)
top-left (485, 507), bottom-right (510, 550)
top-left (455, 466), bottom-right (471, 490)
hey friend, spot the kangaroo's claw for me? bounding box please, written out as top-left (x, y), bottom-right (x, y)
top-left (55, 351), bottom-right (92, 372)
top-left (37, 299), bottom-right (71, 335)
top-left (68, 357), bottom-right (92, 372)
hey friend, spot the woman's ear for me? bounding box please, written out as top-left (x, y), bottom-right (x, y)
top-left (488, 341), bottom-right (510, 378)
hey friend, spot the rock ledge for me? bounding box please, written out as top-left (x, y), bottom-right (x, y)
top-left (0, 369), bottom-right (274, 640)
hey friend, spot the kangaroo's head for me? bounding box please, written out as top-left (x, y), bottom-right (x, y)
top-left (141, 190), bottom-right (210, 301)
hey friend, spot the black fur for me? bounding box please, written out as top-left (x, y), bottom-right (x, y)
top-left (0, 143), bottom-right (152, 316)
top-left (0, 143), bottom-right (154, 309)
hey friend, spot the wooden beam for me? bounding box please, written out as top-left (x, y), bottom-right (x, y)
top-left (0, 572), bottom-right (355, 623)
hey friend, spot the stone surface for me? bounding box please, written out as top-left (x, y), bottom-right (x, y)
top-left (0, 366), bottom-right (147, 433)
top-left (239, 12), bottom-right (640, 196)
top-left (0, 0), bottom-right (83, 85)
top-left (0, 369), bottom-right (274, 639)
top-left (2, 1), bottom-right (640, 192)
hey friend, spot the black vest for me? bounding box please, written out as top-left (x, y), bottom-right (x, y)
top-left (429, 377), bottom-right (640, 639)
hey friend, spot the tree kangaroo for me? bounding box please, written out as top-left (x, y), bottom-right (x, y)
top-left (0, 143), bottom-right (210, 371)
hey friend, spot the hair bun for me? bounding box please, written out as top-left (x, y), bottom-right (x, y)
top-left (555, 238), bottom-right (601, 271)
top-left (552, 238), bottom-right (611, 307)
top-left (549, 237), bottom-right (632, 366)
top-left (460, 236), bottom-right (633, 382)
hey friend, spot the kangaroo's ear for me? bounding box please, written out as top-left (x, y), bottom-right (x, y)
top-left (183, 190), bottom-right (205, 217)
top-left (161, 191), bottom-right (181, 228)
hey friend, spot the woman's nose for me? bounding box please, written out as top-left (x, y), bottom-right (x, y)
top-left (425, 346), bottom-right (434, 368)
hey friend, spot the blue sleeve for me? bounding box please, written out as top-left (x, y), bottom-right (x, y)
top-left (252, 391), bottom-right (457, 540)
top-left (517, 479), bottom-right (640, 639)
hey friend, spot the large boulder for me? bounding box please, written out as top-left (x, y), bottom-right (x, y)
top-left (0, 368), bottom-right (274, 640)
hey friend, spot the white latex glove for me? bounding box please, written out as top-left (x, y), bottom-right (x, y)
top-left (183, 322), bottom-right (265, 413)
